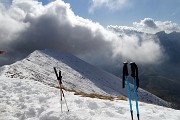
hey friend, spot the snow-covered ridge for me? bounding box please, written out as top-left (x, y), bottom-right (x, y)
top-left (0, 50), bottom-right (170, 107)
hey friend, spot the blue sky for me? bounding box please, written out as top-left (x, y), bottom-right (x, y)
top-left (40, 0), bottom-right (180, 27)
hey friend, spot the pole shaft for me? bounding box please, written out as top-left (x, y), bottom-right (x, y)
top-left (61, 89), bottom-right (69, 111)
top-left (125, 76), bottom-right (133, 120)
top-left (60, 83), bottom-right (63, 112)
top-left (133, 78), bottom-right (140, 119)
top-left (126, 76), bottom-right (133, 111)
top-left (60, 82), bottom-right (69, 112)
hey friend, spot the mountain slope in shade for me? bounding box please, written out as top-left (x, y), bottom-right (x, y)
top-left (0, 49), bottom-right (169, 107)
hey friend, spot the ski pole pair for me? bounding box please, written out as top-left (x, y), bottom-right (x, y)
top-left (54, 67), bottom-right (69, 112)
top-left (122, 62), bottom-right (140, 120)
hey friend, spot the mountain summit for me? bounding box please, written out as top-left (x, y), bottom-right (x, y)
top-left (0, 49), bottom-right (170, 107)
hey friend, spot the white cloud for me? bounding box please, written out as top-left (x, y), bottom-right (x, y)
top-left (133, 18), bottom-right (180, 34)
top-left (89, 0), bottom-right (131, 13)
top-left (107, 25), bottom-right (140, 35)
top-left (107, 25), bottom-right (164, 64)
top-left (0, 0), bottom-right (164, 66)
top-left (0, 1), bottom-right (29, 44)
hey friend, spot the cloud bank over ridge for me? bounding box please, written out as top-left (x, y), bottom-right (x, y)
top-left (108, 18), bottom-right (180, 34)
top-left (0, 0), bottom-right (165, 66)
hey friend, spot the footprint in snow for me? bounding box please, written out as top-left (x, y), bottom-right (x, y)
top-left (87, 101), bottom-right (99, 110)
top-left (74, 99), bottom-right (83, 105)
top-left (115, 107), bottom-right (127, 114)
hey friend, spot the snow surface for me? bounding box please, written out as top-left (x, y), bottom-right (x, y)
top-left (0, 50), bottom-right (169, 107)
top-left (0, 77), bottom-right (180, 120)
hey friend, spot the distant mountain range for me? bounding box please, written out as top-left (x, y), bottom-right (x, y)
top-left (141, 31), bottom-right (180, 109)
top-left (0, 50), bottom-right (169, 107)
top-left (102, 31), bottom-right (180, 109)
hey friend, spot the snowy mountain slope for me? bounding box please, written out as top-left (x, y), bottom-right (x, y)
top-left (0, 77), bottom-right (180, 120)
top-left (0, 50), bottom-right (169, 107)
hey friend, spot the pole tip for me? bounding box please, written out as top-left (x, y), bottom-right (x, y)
top-left (130, 110), bottom-right (133, 120)
top-left (137, 114), bottom-right (140, 120)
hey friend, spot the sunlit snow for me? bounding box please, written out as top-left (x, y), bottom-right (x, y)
top-left (0, 77), bottom-right (180, 120)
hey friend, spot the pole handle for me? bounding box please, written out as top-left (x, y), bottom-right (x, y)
top-left (54, 67), bottom-right (62, 85)
top-left (54, 67), bottom-right (59, 79)
top-left (122, 62), bottom-right (128, 88)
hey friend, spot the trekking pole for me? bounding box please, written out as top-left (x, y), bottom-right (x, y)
top-left (130, 62), bottom-right (140, 120)
top-left (122, 62), bottom-right (133, 120)
top-left (54, 67), bottom-right (63, 112)
top-left (58, 70), bottom-right (69, 112)
top-left (54, 67), bottom-right (69, 112)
